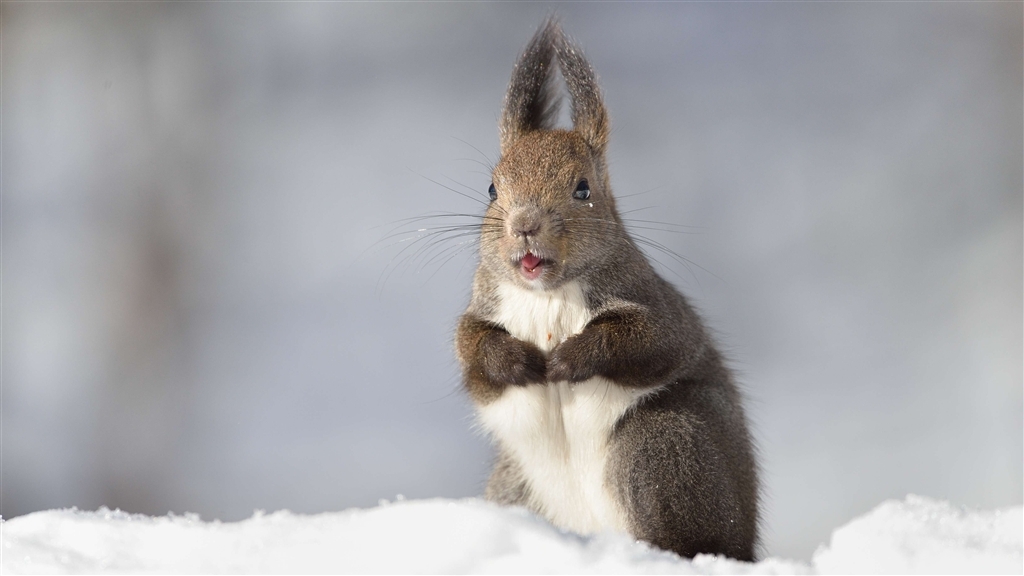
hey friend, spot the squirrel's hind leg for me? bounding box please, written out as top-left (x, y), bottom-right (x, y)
top-left (608, 388), bottom-right (758, 561)
top-left (484, 451), bottom-right (533, 508)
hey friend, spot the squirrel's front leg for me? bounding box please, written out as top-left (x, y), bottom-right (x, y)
top-left (547, 307), bottom-right (683, 387)
top-left (456, 315), bottom-right (547, 404)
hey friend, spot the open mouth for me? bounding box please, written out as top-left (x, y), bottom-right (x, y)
top-left (519, 252), bottom-right (550, 281)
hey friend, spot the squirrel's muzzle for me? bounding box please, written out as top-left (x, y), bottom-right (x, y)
top-left (508, 206), bottom-right (546, 240)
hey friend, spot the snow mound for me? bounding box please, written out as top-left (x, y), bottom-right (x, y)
top-left (813, 495), bottom-right (1022, 575)
top-left (1, 495), bottom-right (1019, 574)
top-left (0, 499), bottom-right (803, 575)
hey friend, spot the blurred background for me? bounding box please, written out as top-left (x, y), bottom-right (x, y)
top-left (3, 1), bottom-right (1021, 561)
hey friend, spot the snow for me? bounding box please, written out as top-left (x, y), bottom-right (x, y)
top-left (1, 496), bottom-right (1019, 574)
top-left (813, 495), bottom-right (1023, 574)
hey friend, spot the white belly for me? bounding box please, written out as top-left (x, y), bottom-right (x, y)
top-left (476, 282), bottom-right (651, 534)
top-left (478, 377), bottom-right (645, 534)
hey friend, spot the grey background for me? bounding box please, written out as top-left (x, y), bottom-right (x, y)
top-left (3, 2), bottom-right (1021, 560)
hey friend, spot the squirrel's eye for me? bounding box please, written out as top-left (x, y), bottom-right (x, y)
top-left (488, 183), bottom-right (497, 202)
top-left (573, 179), bottom-right (591, 201)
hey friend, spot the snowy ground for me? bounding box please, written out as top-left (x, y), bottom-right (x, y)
top-left (2, 495), bottom-right (1020, 574)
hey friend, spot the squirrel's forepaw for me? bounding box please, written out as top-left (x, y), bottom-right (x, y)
top-left (484, 338), bottom-right (547, 386)
top-left (512, 346), bottom-right (547, 385)
top-left (547, 340), bottom-right (598, 383)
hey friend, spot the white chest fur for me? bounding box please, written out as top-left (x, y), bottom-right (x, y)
top-left (476, 282), bottom-right (649, 535)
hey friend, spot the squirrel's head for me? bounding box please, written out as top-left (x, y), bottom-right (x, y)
top-left (482, 19), bottom-right (626, 291)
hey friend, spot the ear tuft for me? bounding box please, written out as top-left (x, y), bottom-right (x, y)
top-left (500, 17), bottom-right (562, 153)
top-left (556, 31), bottom-right (609, 155)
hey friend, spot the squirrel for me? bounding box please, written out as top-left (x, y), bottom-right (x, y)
top-left (454, 19), bottom-right (759, 561)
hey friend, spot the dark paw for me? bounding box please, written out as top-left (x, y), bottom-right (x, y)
top-left (483, 335), bottom-right (547, 386)
top-left (547, 337), bottom-right (599, 383)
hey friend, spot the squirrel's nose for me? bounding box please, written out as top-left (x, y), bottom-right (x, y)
top-left (514, 223), bottom-right (541, 238)
top-left (509, 208), bottom-right (543, 239)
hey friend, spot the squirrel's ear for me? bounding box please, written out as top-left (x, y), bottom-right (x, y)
top-left (500, 18), bottom-right (562, 154)
top-left (557, 32), bottom-right (609, 155)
